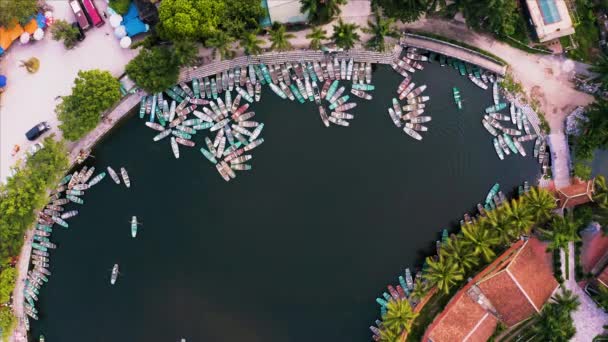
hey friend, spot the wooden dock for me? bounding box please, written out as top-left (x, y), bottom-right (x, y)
top-left (400, 33), bottom-right (507, 76)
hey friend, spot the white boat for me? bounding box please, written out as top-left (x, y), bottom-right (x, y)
top-left (328, 115), bottom-right (349, 127)
top-left (510, 102), bottom-right (517, 124)
top-left (469, 75), bottom-right (488, 90)
top-left (405, 122), bottom-right (428, 131)
top-left (410, 116), bottom-right (432, 124)
top-left (110, 264), bottom-right (119, 285)
top-left (482, 119), bottom-right (498, 136)
top-left (120, 167), bottom-right (130, 188)
top-left (493, 82), bottom-right (500, 105)
top-left (330, 111), bottom-right (354, 120)
top-left (170, 137), bottom-right (179, 159)
top-left (365, 63), bottom-right (372, 84)
top-left (493, 138), bottom-right (505, 160)
top-left (388, 108), bottom-right (402, 127)
top-left (318, 106), bottom-right (330, 127)
top-left (340, 59), bottom-right (346, 79)
top-left (107, 167), bottom-right (120, 185)
top-left (350, 89), bottom-right (372, 100)
top-left (402, 103), bottom-right (425, 112)
top-left (513, 139), bottom-right (527, 156)
top-left (403, 126), bottom-right (422, 140)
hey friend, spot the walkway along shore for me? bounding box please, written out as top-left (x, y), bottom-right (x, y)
top-left (7, 37), bottom-right (574, 339)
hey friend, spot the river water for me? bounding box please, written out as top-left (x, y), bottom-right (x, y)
top-left (32, 64), bottom-right (540, 341)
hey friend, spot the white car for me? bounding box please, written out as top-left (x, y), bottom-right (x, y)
top-left (26, 142), bottom-right (44, 157)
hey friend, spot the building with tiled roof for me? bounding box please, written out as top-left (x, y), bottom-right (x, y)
top-left (424, 238), bottom-right (558, 342)
top-left (555, 179), bottom-right (595, 209)
top-left (597, 265), bottom-right (608, 288)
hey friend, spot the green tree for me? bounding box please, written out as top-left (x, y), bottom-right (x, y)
top-left (51, 20), bottom-right (80, 49)
top-left (0, 267), bottom-right (16, 304)
top-left (332, 19), bottom-right (360, 50)
top-left (0, 0), bottom-right (37, 27)
top-left (574, 160), bottom-right (592, 180)
top-left (462, 223), bottom-right (500, 262)
top-left (440, 237), bottom-right (479, 273)
top-left (503, 198), bottom-right (534, 236)
top-left (0, 306), bottom-right (15, 339)
top-left (590, 54), bottom-right (608, 90)
top-left (530, 299), bottom-right (577, 341)
top-left (595, 175), bottom-right (608, 206)
top-left (57, 70), bottom-right (121, 141)
top-left (240, 32), bottom-right (264, 55)
top-left (573, 100), bottom-right (608, 160)
top-left (537, 216), bottom-right (581, 252)
top-left (375, 0), bottom-right (428, 22)
top-left (207, 31), bottom-right (236, 59)
top-left (171, 40), bottom-right (199, 67)
top-left (483, 208), bottom-right (516, 246)
top-left (553, 288), bottom-right (580, 312)
top-left (381, 299), bottom-right (419, 338)
top-left (595, 284), bottom-right (608, 311)
top-left (306, 27), bottom-right (328, 50)
top-left (362, 12), bottom-right (399, 52)
top-left (109, 0), bottom-right (131, 14)
top-left (409, 277), bottom-right (431, 301)
top-left (126, 47), bottom-right (179, 93)
top-left (525, 187), bottom-right (557, 223)
top-left (423, 256), bottom-right (464, 293)
top-left (458, 0), bottom-right (519, 37)
top-left (300, 0), bottom-right (346, 25)
top-left (269, 23), bottom-right (295, 52)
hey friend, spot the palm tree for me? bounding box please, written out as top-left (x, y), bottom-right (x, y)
top-left (409, 277), bottom-right (431, 301)
top-left (590, 54), bottom-right (608, 91)
top-left (530, 300), bottom-right (577, 341)
top-left (503, 198), bottom-right (534, 236)
top-left (423, 256), bottom-right (464, 293)
top-left (595, 175), bottom-right (608, 206)
top-left (306, 26), bottom-right (327, 50)
top-left (240, 32), bottom-right (264, 56)
top-left (440, 237), bottom-right (479, 273)
top-left (595, 285), bottom-right (608, 311)
top-left (300, 0), bottom-right (347, 25)
top-left (462, 223), bottom-right (500, 262)
top-left (381, 299), bottom-right (419, 337)
top-left (207, 31), bottom-right (235, 60)
top-left (269, 23), bottom-right (294, 52)
top-left (483, 208), bottom-right (517, 246)
top-left (594, 206), bottom-right (608, 235)
top-left (525, 187), bottom-right (556, 223)
top-left (537, 216), bottom-right (581, 252)
top-left (552, 288), bottom-right (580, 313)
top-left (362, 12), bottom-right (399, 52)
top-left (332, 19), bottom-right (360, 50)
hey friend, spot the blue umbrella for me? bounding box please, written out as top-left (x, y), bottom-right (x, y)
top-left (0, 75), bottom-right (6, 87)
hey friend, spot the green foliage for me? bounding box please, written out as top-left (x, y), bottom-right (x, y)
top-left (240, 32), bottom-right (264, 56)
top-left (439, 237), bottom-right (479, 273)
top-left (157, 0), bottom-right (263, 42)
top-left (379, 299), bottom-right (419, 340)
top-left (564, 0), bottom-right (601, 63)
top-left (207, 31), bottom-right (235, 60)
top-left (423, 256), bottom-right (464, 293)
top-left (109, 0), bottom-right (131, 14)
top-left (526, 187), bottom-right (558, 223)
top-left (595, 175), bottom-right (608, 206)
top-left (0, 306), bottom-right (16, 339)
top-left (51, 20), bottom-right (80, 49)
top-left (0, 0), bottom-right (37, 27)
top-left (0, 137), bottom-right (68, 260)
top-left (269, 23), bottom-right (295, 52)
top-left (306, 27), bottom-right (328, 50)
top-left (362, 12), bottom-right (399, 52)
top-left (0, 267), bottom-right (16, 304)
top-left (126, 47), bottom-right (180, 93)
top-left (573, 100), bottom-right (608, 160)
top-left (57, 70), bottom-right (121, 141)
top-left (574, 159), bottom-right (593, 180)
top-left (537, 216), bottom-right (581, 252)
top-left (300, 0), bottom-right (346, 25)
top-left (171, 40), bottom-right (199, 67)
top-left (591, 54), bottom-right (608, 91)
top-left (373, 0), bottom-right (428, 23)
top-left (19, 57), bottom-right (40, 74)
top-left (332, 19), bottom-right (360, 50)
top-left (528, 289), bottom-right (579, 341)
top-left (458, 0), bottom-right (519, 37)
top-left (462, 222), bottom-right (500, 262)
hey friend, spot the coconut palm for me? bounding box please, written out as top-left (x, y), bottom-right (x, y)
top-left (332, 19), bottom-right (360, 50)
top-left (207, 31), bottom-right (235, 60)
top-left (537, 215), bottom-right (581, 252)
top-left (377, 327), bottom-right (400, 342)
top-left (595, 175), bottom-right (608, 206)
top-left (440, 237), bottom-right (479, 273)
top-left (240, 32), bottom-right (264, 56)
top-left (362, 12), bottom-right (400, 52)
top-left (590, 54), bottom-right (608, 91)
top-left (594, 206), bottom-right (608, 235)
top-left (409, 277), bottom-right (431, 301)
top-left (483, 208), bottom-right (517, 246)
top-left (595, 284), bottom-right (608, 311)
top-left (300, 0), bottom-right (346, 25)
top-left (553, 288), bottom-right (580, 313)
top-left (423, 256), bottom-right (464, 293)
top-left (269, 23), bottom-right (294, 52)
top-left (525, 187), bottom-right (556, 223)
top-left (503, 198), bottom-right (535, 236)
top-left (306, 26), bottom-right (327, 50)
top-left (19, 57), bottom-right (40, 73)
top-left (461, 223), bottom-right (500, 262)
top-left (530, 299), bottom-right (577, 341)
top-left (381, 299), bottom-right (419, 336)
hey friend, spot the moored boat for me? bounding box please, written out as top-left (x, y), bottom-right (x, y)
top-left (485, 102), bottom-right (507, 113)
top-left (493, 82), bottom-right (500, 105)
top-left (107, 167), bottom-right (120, 184)
top-left (120, 167), bottom-right (130, 188)
top-left (403, 126), bottom-right (422, 140)
top-left (170, 137), bottom-right (180, 159)
top-left (110, 264), bottom-right (119, 285)
top-left (318, 106), bottom-right (330, 127)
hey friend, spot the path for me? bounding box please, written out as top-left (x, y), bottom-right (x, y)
top-left (561, 242), bottom-right (608, 341)
top-left (548, 133), bottom-right (572, 188)
top-left (0, 0), bottom-right (139, 184)
top-left (8, 229), bottom-right (34, 342)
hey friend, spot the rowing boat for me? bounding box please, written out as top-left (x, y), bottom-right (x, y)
top-left (493, 82), bottom-right (500, 105)
top-left (485, 102), bottom-right (507, 113)
top-left (120, 167), bottom-right (130, 188)
top-left (403, 126), bottom-right (422, 140)
top-left (453, 88), bottom-right (462, 109)
top-left (170, 137), bottom-right (179, 159)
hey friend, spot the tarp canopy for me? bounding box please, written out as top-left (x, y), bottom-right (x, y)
top-left (122, 2), bottom-right (149, 37)
top-left (0, 22), bottom-right (24, 51)
top-left (0, 75), bottom-right (6, 87)
top-left (23, 18), bottom-right (38, 34)
top-left (36, 12), bottom-right (47, 29)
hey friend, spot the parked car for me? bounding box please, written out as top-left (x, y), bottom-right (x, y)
top-left (25, 122), bottom-right (50, 141)
top-left (27, 142), bottom-right (44, 156)
top-left (71, 22), bottom-right (86, 41)
top-left (69, 0), bottom-right (90, 30)
top-left (80, 0), bottom-right (105, 28)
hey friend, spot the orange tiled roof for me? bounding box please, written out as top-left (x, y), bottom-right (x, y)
top-left (556, 180), bottom-right (594, 209)
top-left (598, 265), bottom-right (608, 288)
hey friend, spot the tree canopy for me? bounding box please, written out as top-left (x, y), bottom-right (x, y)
top-left (51, 20), bottom-right (80, 49)
top-left (458, 0), bottom-right (519, 37)
top-left (269, 23), bottom-right (295, 52)
top-left (373, 0), bottom-right (429, 23)
top-left (0, 267), bottom-right (16, 304)
top-left (306, 27), bottom-right (328, 50)
top-left (573, 99), bottom-right (608, 160)
top-left (126, 46), bottom-right (180, 93)
top-left (591, 54), bottom-right (608, 91)
top-left (157, 0), bottom-right (263, 43)
top-left (0, 0), bottom-right (37, 27)
top-left (57, 70), bottom-right (121, 141)
top-left (363, 12), bottom-right (399, 52)
top-left (300, 0), bottom-right (346, 25)
top-left (332, 19), bottom-right (360, 50)
top-left (109, 0), bottom-right (131, 15)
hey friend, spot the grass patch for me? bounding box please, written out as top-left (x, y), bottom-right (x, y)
top-left (404, 30), bottom-right (508, 66)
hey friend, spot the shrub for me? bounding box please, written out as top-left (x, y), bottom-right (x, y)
top-left (51, 19), bottom-right (80, 49)
top-left (109, 0), bottom-right (131, 14)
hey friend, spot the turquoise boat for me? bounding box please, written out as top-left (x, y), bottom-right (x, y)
top-left (192, 78), bottom-right (200, 98)
top-left (37, 225), bottom-right (52, 233)
top-left (260, 64), bottom-right (272, 84)
top-left (439, 54), bottom-right (446, 66)
top-left (502, 134), bottom-right (518, 154)
top-left (164, 87), bottom-right (181, 102)
top-left (398, 276), bottom-right (410, 296)
top-left (457, 61), bottom-right (466, 76)
top-left (452, 87), bottom-right (462, 109)
top-left (325, 80), bottom-right (339, 101)
top-left (290, 84), bottom-right (305, 103)
top-left (58, 174), bottom-right (72, 186)
top-left (352, 83), bottom-right (375, 91)
top-left (210, 78), bottom-right (218, 99)
top-left (139, 96), bottom-right (146, 119)
top-left (253, 65), bottom-right (266, 85)
top-left (485, 183), bottom-right (500, 204)
top-left (32, 243), bottom-right (48, 252)
top-left (200, 147), bottom-right (218, 164)
top-left (376, 297), bottom-right (388, 307)
top-left (33, 235), bottom-right (48, 242)
top-left (485, 102), bottom-right (507, 113)
top-left (429, 52), bottom-right (436, 63)
top-left (328, 95), bottom-right (350, 110)
top-left (441, 229), bottom-right (449, 243)
top-left (172, 130), bottom-right (192, 140)
top-left (172, 85), bottom-right (186, 98)
top-left (149, 94), bottom-right (156, 123)
top-left (131, 216), bottom-right (138, 238)
top-left (307, 62), bottom-right (318, 82)
top-left (66, 195), bottom-right (83, 205)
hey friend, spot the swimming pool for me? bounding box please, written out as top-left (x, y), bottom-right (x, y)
top-left (538, 0), bottom-right (562, 25)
